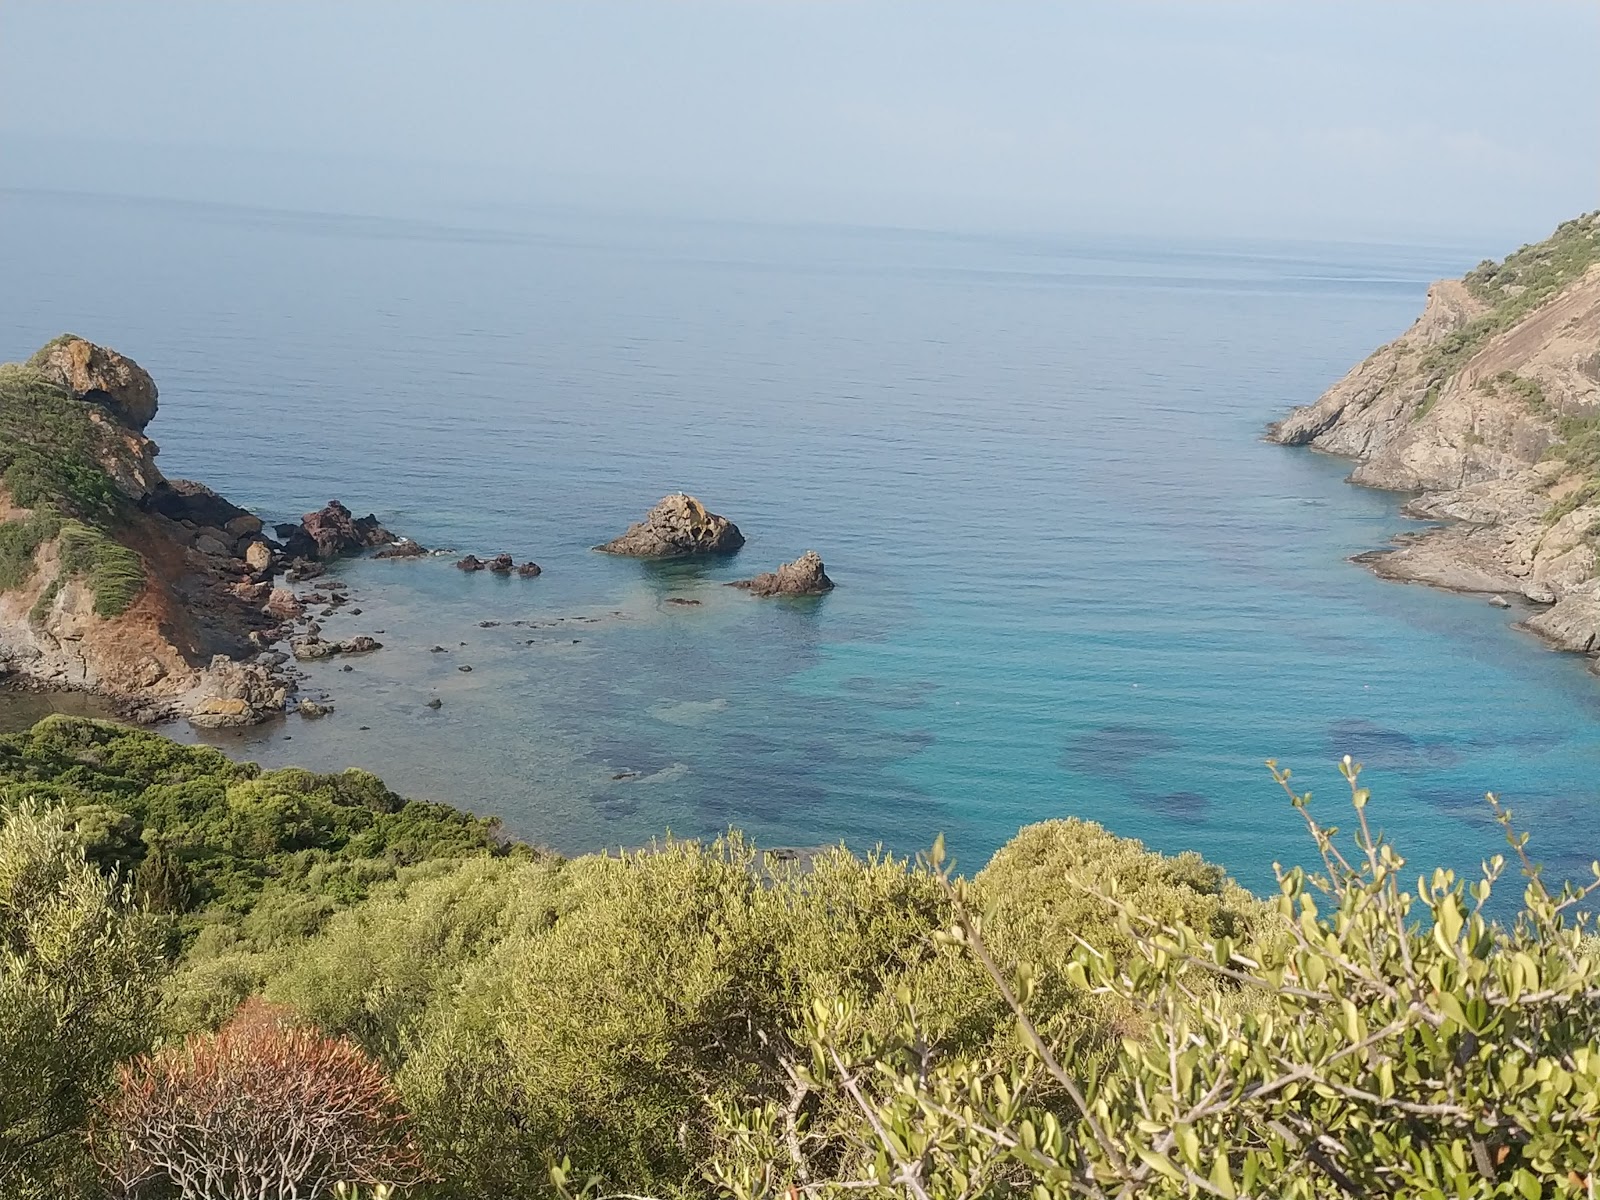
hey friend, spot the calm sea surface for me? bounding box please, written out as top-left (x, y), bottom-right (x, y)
top-left (4, 188), bottom-right (1598, 889)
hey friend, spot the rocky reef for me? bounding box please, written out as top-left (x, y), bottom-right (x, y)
top-left (1270, 212), bottom-right (1600, 665)
top-left (595, 493), bottom-right (744, 558)
top-left (0, 336), bottom-right (394, 725)
top-left (729, 549), bottom-right (834, 596)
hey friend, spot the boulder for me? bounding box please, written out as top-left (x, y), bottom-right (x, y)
top-left (243, 540), bottom-right (273, 573)
top-left (298, 700), bottom-right (331, 718)
top-left (30, 335), bottom-right (159, 431)
top-left (729, 550), bottom-right (835, 597)
top-left (149, 479), bottom-right (255, 529)
top-left (517, 561), bottom-right (542, 577)
top-left (487, 553), bottom-right (515, 573)
top-left (193, 529), bottom-right (233, 558)
top-left (337, 636), bottom-right (383, 654)
top-left (595, 494), bottom-right (744, 558)
top-left (264, 588), bottom-right (303, 620)
top-left (456, 554), bottom-right (485, 572)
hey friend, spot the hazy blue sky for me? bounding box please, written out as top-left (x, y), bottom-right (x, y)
top-left (2, 1), bottom-right (1595, 242)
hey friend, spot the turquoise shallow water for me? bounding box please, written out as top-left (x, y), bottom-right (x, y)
top-left (4, 188), bottom-right (1598, 890)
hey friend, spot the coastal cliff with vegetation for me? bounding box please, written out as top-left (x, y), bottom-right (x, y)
top-left (0, 337), bottom-right (403, 726)
top-left (5, 715), bottom-right (1600, 1198)
top-left (1270, 212), bottom-right (1600, 660)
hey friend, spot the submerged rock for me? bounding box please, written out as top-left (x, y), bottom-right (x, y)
top-left (373, 538), bottom-right (428, 559)
top-left (730, 550), bottom-right (834, 597)
top-left (517, 561), bottom-right (542, 577)
top-left (595, 493), bottom-right (744, 558)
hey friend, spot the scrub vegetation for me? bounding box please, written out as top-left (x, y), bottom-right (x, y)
top-left (0, 362), bottom-right (146, 617)
top-left (2, 717), bottom-right (1599, 1197)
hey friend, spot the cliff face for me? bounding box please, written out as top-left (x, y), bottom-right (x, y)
top-left (0, 338), bottom-right (289, 723)
top-left (1270, 213), bottom-right (1600, 659)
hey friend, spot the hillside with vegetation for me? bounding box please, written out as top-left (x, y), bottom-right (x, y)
top-left (3, 716), bottom-right (1600, 1197)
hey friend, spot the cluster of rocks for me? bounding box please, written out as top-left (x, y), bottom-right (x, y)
top-left (596, 494), bottom-right (835, 598)
top-left (290, 634), bottom-right (383, 661)
top-left (455, 553), bottom-right (542, 577)
top-left (275, 500), bottom-right (394, 563)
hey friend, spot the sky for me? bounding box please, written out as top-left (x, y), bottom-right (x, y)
top-left (1, 1), bottom-right (1596, 243)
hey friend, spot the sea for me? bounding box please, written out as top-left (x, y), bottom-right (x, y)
top-left (4, 186), bottom-right (1598, 893)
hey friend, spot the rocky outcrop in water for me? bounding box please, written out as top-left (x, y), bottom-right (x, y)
top-left (730, 550), bottom-right (834, 596)
top-left (1270, 211), bottom-right (1600, 664)
top-left (595, 493), bottom-right (744, 558)
top-left (279, 500), bottom-right (394, 561)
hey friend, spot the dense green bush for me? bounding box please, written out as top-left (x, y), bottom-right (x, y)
top-left (0, 803), bottom-right (164, 1199)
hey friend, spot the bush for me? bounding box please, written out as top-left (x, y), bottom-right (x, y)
top-left (94, 998), bottom-right (425, 1199)
top-left (707, 762), bottom-right (1600, 1199)
top-left (0, 803), bottom-right (164, 1198)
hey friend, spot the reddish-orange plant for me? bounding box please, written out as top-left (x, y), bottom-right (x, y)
top-left (94, 998), bottom-right (425, 1200)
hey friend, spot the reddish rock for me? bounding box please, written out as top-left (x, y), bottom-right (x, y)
top-left (294, 500), bottom-right (394, 560)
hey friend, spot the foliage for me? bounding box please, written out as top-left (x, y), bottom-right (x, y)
top-left (5, 710), bottom-right (1600, 1200)
top-left (0, 355), bottom-right (147, 615)
top-left (0, 803), bottom-right (164, 1199)
top-left (0, 716), bottom-right (519, 1038)
top-left (95, 997), bottom-right (425, 1199)
top-left (58, 521), bottom-right (147, 618)
top-left (255, 823), bottom-right (1260, 1200)
top-left (706, 761), bottom-right (1600, 1199)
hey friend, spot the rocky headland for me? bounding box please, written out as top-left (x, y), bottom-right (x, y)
top-left (1270, 213), bottom-right (1600, 666)
top-left (0, 337), bottom-right (397, 725)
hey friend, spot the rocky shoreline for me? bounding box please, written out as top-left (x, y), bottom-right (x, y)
top-left (0, 340), bottom-right (838, 728)
top-left (1269, 212), bottom-right (1600, 669)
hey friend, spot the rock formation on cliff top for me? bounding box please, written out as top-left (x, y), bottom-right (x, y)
top-left (730, 550), bottom-right (835, 596)
top-left (595, 493), bottom-right (745, 558)
top-left (1270, 211), bottom-right (1600, 662)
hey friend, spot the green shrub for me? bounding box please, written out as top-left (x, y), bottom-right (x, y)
top-left (707, 763), bottom-right (1600, 1199)
top-left (0, 803), bottom-right (164, 1199)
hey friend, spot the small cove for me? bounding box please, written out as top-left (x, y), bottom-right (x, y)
top-left (4, 188), bottom-right (1599, 889)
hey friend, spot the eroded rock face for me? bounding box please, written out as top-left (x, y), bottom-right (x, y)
top-left (730, 550), bottom-right (834, 596)
top-left (595, 494), bottom-right (744, 558)
top-left (30, 335), bottom-right (159, 431)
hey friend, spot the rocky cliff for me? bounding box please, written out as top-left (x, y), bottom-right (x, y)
top-left (1270, 213), bottom-right (1600, 660)
top-left (0, 338), bottom-right (322, 724)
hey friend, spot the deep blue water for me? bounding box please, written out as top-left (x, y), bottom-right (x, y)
top-left (4, 187), bottom-right (1599, 891)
